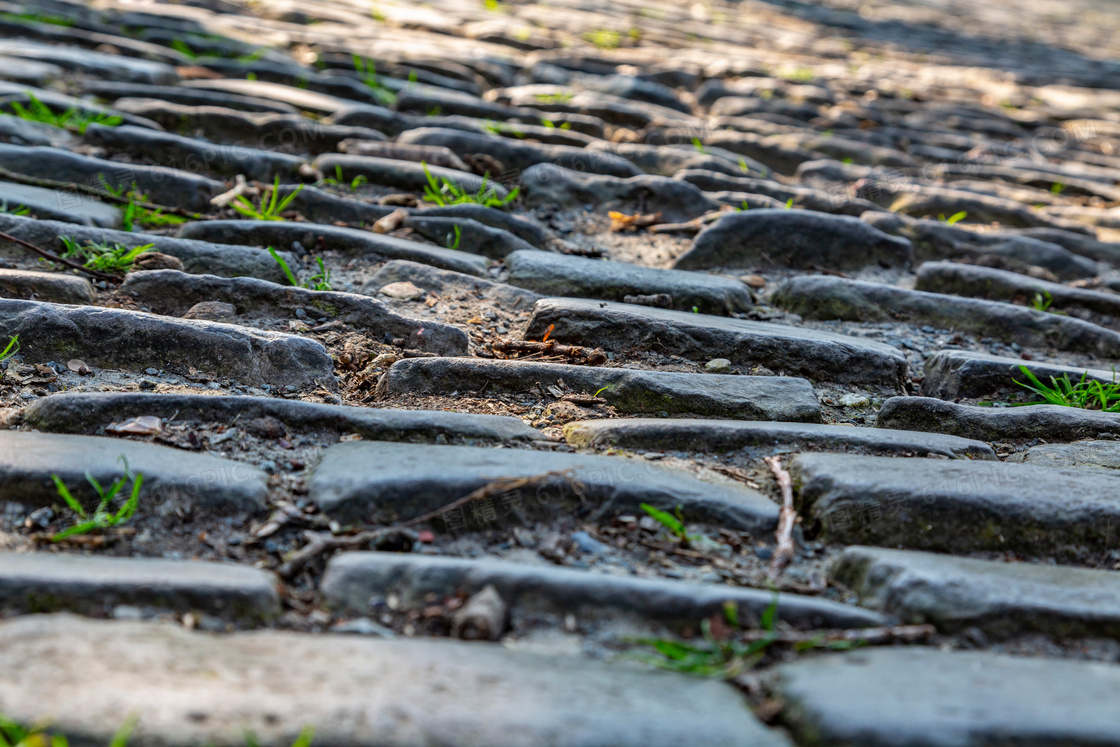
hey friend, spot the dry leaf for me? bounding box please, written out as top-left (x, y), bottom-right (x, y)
top-left (67, 359), bottom-right (92, 375)
top-left (105, 416), bottom-right (163, 436)
top-left (608, 210), bottom-right (663, 232)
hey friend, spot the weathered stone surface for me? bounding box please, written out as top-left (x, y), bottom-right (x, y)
top-left (488, 120), bottom-right (601, 148)
top-left (565, 419), bottom-right (994, 459)
top-left (406, 217), bottom-right (535, 259)
top-left (921, 349), bottom-right (1119, 400)
top-left (520, 164), bottom-right (718, 222)
top-left (0, 615), bottom-right (782, 747)
top-left (0, 554), bottom-right (279, 623)
top-left (790, 452), bottom-right (1120, 557)
top-left (337, 138), bottom-right (471, 170)
top-left (0, 431), bottom-right (267, 513)
top-left (24, 392), bottom-right (543, 444)
top-left (889, 185), bottom-right (1077, 229)
top-left (365, 260), bottom-right (541, 307)
top-left (314, 154), bottom-right (510, 199)
top-left (177, 220), bottom-right (490, 277)
top-left (862, 211), bottom-right (1098, 280)
top-left (82, 81), bottom-right (300, 114)
top-left (120, 270), bottom-right (469, 356)
top-left (0, 214), bottom-right (293, 283)
top-left (833, 545), bottom-right (1120, 638)
top-left (276, 185), bottom-right (395, 225)
top-left (876, 396), bottom-right (1120, 441)
top-left (181, 78), bottom-right (350, 116)
top-left (383, 357), bottom-right (821, 421)
top-left (1006, 440), bottom-right (1120, 472)
top-left (0, 39), bottom-right (177, 83)
top-left (111, 100), bottom-right (387, 154)
top-left (415, 204), bottom-right (551, 248)
top-left (323, 554), bottom-right (885, 631)
top-left (394, 87), bottom-right (541, 121)
top-left (0, 180), bottom-right (121, 227)
top-left (674, 169), bottom-right (880, 216)
top-left (0, 112), bottom-right (70, 147)
top-left (506, 250), bottom-right (753, 314)
top-left (0, 53), bottom-right (61, 85)
top-left (503, 87), bottom-right (686, 130)
top-left (181, 62), bottom-right (399, 107)
top-left (703, 130), bottom-right (825, 175)
top-left (915, 260), bottom-right (1120, 323)
top-left (0, 145), bottom-right (222, 212)
top-left (84, 124), bottom-right (306, 182)
top-left (397, 127), bottom-right (642, 178)
top-left (525, 298), bottom-right (909, 389)
top-left (323, 103), bottom-right (433, 138)
top-left (773, 648), bottom-right (1120, 746)
top-left (674, 209), bottom-right (913, 271)
top-left (580, 74), bottom-right (689, 111)
top-left (308, 442), bottom-right (780, 531)
top-left (594, 143), bottom-right (751, 177)
top-left (0, 299), bottom-right (334, 389)
top-left (773, 275), bottom-right (1120, 356)
top-left (1010, 227), bottom-right (1120, 265)
top-left (0, 268), bottom-right (95, 304)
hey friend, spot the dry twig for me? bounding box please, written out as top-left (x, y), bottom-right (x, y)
top-left (0, 166), bottom-right (208, 219)
top-left (209, 175), bottom-right (256, 208)
top-left (373, 207), bottom-right (409, 233)
top-left (0, 229), bottom-right (117, 281)
top-left (400, 470), bottom-right (585, 528)
top-left (492, 339), bottom-right (607, 365)
top-left (764, 455), bottom-right (797, 580)
top-left (276, 527), bottom-right (415, 578)
top-left (608, 210), bottom-right (663, 231)
top-left (738, 623), bottom-right (936, 646)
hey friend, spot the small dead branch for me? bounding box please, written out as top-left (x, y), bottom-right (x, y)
top-left (764, 456), bottom-right (797, 581)
top-left (650, 208), bottom-right (731, 235)
top-left (608, 210), bottom-right (663, 232)
top-left (276, 527), bottom-right (417, 579)
top-left (372, 207), bottom-right (409, 233)
top-left (560, 393), bottom-right (606, 406)
top-left (400, 470), bottom-right (585, 529)
top-left (0, 166), bottom-right (209, 220)
top-left (0, 229), bottom-right (117, 281)
top-left (210, 175), bottom-right (256, 208)
top-left (739, 623), bottom-right (936, 646)
top-left (650, 220), bottom-right (703, 235)
top-left (492, 339), bottom-right (607, 365)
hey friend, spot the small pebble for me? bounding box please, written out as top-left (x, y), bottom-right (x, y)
top-left (570, 531), bottom-right (608, 554)
top-left (704, 358), bottom-right (732, 373)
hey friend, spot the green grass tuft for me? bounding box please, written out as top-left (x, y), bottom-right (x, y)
top-left (233, 177), bottom-right (304, 221)
top-left (352, 55), bottom-right (397, 106)
top-left (268, 247), bottom-right (331, 291)
top-left (6, 92), bottom-right (122, 134)
top-left (1012, 365), bottom-right (1120, 412)
top-left (421, 162), bottom-right (518, 209)
top-left (51, 456), bottom-right (143, 541)
top-left (59, 237), bottom-right (153, 274)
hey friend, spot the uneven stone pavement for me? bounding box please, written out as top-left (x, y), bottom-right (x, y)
top-left (2, 0), bottom-right (1120, 743)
